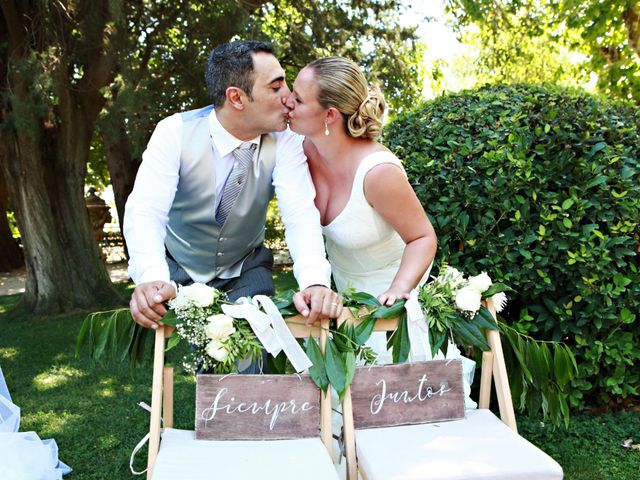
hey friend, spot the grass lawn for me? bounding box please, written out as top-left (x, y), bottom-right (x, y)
top-left (1, 273), bottom-right (639, 479)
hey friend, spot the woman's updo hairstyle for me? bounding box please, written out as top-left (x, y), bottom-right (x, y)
top-left (307, 57), bottom-right (386, 141)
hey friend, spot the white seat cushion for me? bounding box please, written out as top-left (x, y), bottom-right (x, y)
top-left (152, 428), bottom-right (339, 480)
top-left (355, 409), bottom-right (563, 480)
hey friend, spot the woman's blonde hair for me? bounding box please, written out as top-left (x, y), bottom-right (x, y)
top-left (307, 57), bottom-right (386, 141)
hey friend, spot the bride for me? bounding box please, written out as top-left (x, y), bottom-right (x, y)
top-left (285, 56), bottom-right (437, 360)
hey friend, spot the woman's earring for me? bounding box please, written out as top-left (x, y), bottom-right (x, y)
top-left (324, 119), bottom-right (330, 136)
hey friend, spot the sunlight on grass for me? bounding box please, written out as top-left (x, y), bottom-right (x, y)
top-left (22, 410), bottom-right (79, 437)
top-left (0, 346), bottom-right (19, 360)
top-left (98, 387), bottom-right (115, 398)
top-left (33, 365), bottom-right (85, 391)
top-left (0, 294), bottom-right (22, 313)
top-left (97, 433), bottom-right (120, 449)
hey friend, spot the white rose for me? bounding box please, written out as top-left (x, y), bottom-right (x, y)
top-left (204, 314), bottom-right (236, 340)
top-left (206, 339), bottom-right (228, 362)
top-left (455, 285), bottom-right (482, 313)
top-left (468, 272), bottom-right (492, 293)
top-left (180, 283), bottom-right (216, 307)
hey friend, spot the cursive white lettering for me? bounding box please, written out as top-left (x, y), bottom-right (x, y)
top-left (369, 376), bottom-right (453, 414)
top-left (200, 389), bottom-right (315, 430)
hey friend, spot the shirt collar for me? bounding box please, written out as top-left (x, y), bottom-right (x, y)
top-left (209, 108), bottom-right (260, 158)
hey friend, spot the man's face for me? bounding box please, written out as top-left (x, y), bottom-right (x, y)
top-left (244, 52), bottom-right (291, 133)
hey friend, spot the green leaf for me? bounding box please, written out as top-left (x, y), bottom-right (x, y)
top-left (585, 175), bottom-right (607, 189)
top-left (306, 338), bottom-right (329, 393)
top-left (325, 339), bottom-right (347, 400)
top-left (344, 351), bottom-right (356, 388)
top-left (454, 318), bottom-right (490, 351)
top-left (345, 291), bottom-right (381, 307)
top-left (429, 329), bottom-right (448, 358)
top-left (587, 142), bottom-right (606, 158)
top-left (373, 299), bottom-right (406, 319)
top-left (389, 312), bottom-right (411, 363)
top-left (76, 314), bottom-right (93, 357)
top-left (355, 315), bottom-right (376, 345)
top-left (481, 282), bottom-right (513, 298)
top-left (473, 306), bottom-right (499, 330)
top-left (553, 345), bottom-right (572, 388)
top-left (161, 310), bottom-right (178, 327)
top-left (165, 332), bottom-right (181, 352)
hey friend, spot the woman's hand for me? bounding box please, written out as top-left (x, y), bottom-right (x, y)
top-left (378, 285), bottom-right (411, 306)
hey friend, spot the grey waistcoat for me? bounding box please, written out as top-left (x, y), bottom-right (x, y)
top-left (165, 105), bottom-right (277, 283)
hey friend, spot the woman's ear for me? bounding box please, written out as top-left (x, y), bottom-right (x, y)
top-left (225, 87), bottom-right (246, 110)
top-left (326, 106), bottom-right (341, 125)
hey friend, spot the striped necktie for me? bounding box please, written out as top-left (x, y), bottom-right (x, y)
top-left (216, 142), bottom-right (256, 225)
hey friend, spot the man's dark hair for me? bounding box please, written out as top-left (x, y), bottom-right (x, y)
top-left (205, 40), bottom-right (274, 108)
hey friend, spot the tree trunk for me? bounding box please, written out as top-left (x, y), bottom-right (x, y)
top-left (0, 0), bottom-right (122, 313)
top-left (0, 160), bottom-right (23, 272)
top-left (1, 117), bottom-right (121, 313)
top-left (101, 116), bottom-right (139, 258)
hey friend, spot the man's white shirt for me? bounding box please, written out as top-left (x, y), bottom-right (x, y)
top-left (124, 108), bottom-right (331, 290)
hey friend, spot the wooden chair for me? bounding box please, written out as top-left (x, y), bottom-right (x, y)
top-left (145, 317), bottom-right (337, 480)
top-left (339, 299), bottom-right (564, 480)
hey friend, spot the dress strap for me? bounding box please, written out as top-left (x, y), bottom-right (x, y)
top-left (353, 151), bottom-right (406, 199)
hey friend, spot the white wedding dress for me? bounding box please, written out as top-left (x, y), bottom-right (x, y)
top-left (321, 151), bottom-right (476, 405)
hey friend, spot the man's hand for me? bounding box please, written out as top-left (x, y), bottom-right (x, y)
top-left (293, 286), bottom-right (343, 326)
top-left (130, 281), bottom-right (177, 329)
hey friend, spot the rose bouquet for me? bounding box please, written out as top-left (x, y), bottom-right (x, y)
top-left (418, 266), bottom-right (510, 356)
top-left (76, 283), bottom-right (263, 374)
top-left (162, 283), bottom-right (263, 374)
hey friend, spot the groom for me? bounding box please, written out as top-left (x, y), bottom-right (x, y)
top-left (124, 40), bottom-right (342, 329)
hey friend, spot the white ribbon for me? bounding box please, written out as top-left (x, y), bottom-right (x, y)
top-left (221, 299), bottom-right (281, 356)
top-left (405, 290), bottom-right (433, 361)
top-left (222, 296), bottom-right (313, 373)
top-left (129, 402), bottom-right (161, 475)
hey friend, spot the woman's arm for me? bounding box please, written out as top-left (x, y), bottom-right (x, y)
top-left (364, 162), bottom-right (437, 306)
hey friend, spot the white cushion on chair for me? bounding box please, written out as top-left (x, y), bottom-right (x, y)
top-left (355, 409), bottom-right (563, 480)
top-left (152, 428), bottom-right (339, 480)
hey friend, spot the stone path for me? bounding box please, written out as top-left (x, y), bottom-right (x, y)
top-left (0, 262), bottom-right (130, 296)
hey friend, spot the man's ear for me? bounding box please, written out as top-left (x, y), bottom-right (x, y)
top-left (225, 87), bottom-right (246, 110)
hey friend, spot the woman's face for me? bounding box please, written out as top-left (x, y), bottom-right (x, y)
top-left (285, 67), bottom-right (327, 137)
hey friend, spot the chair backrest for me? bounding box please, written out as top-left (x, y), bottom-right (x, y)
top-left (337, 298), bottom-right (517, 480)
top-left (146, 318), bottom-right (333, 480)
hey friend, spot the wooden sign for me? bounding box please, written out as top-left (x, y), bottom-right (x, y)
top-left (350, 359), bottom-right (465, 429)
top-left (195, 374), bottom-right (320, 440)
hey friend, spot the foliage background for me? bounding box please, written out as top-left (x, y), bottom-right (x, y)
top-left (384, 83), bottom-right (640, 408)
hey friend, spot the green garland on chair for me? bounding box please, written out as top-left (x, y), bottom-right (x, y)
top-left (76, 283), bottom-right (577, 426)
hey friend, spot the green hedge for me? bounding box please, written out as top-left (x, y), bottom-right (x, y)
top-left (385, 83), bottom-right (639, 407)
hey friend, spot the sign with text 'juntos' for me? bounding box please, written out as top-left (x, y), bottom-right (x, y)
top-left (350, 359), bottom-right (465, 429)
top-left (195, 374), bottom-right (320, 440)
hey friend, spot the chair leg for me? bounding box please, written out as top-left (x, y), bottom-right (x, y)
top-left (342, 386), bottom-right (358, 480)
top-left (163, 367), bottom-right (174, 428)
top-left (147, 327), bottom-right (166, 480)
top-left (479, 351), bottom-right (494, 409)
top-left (486, 328), bottom-right (518, 432)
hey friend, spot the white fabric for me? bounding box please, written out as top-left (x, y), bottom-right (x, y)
top-left (222, 296), bottom-right (313, 372)
top-left (125, 108), bottom-right (331, 290)
top-left (0, 366), bottom-right (19, 434)
top-left (321, 152), bottom-right (476, 408)
top-left (151, 428), bottom-right (339, 480)
top-left (0, 366), bottom-right (72, 479)
top-left (355, 409), bottom-right (563, 480)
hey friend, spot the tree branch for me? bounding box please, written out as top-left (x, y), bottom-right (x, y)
top-left (622, 3), bottom-right (640, 59)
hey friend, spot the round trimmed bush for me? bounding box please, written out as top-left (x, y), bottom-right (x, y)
top-left (385, 83), bottom-right (639, 407)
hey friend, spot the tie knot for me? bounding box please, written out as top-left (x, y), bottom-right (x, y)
top-left (237, 142), bottom-right (256, 152)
